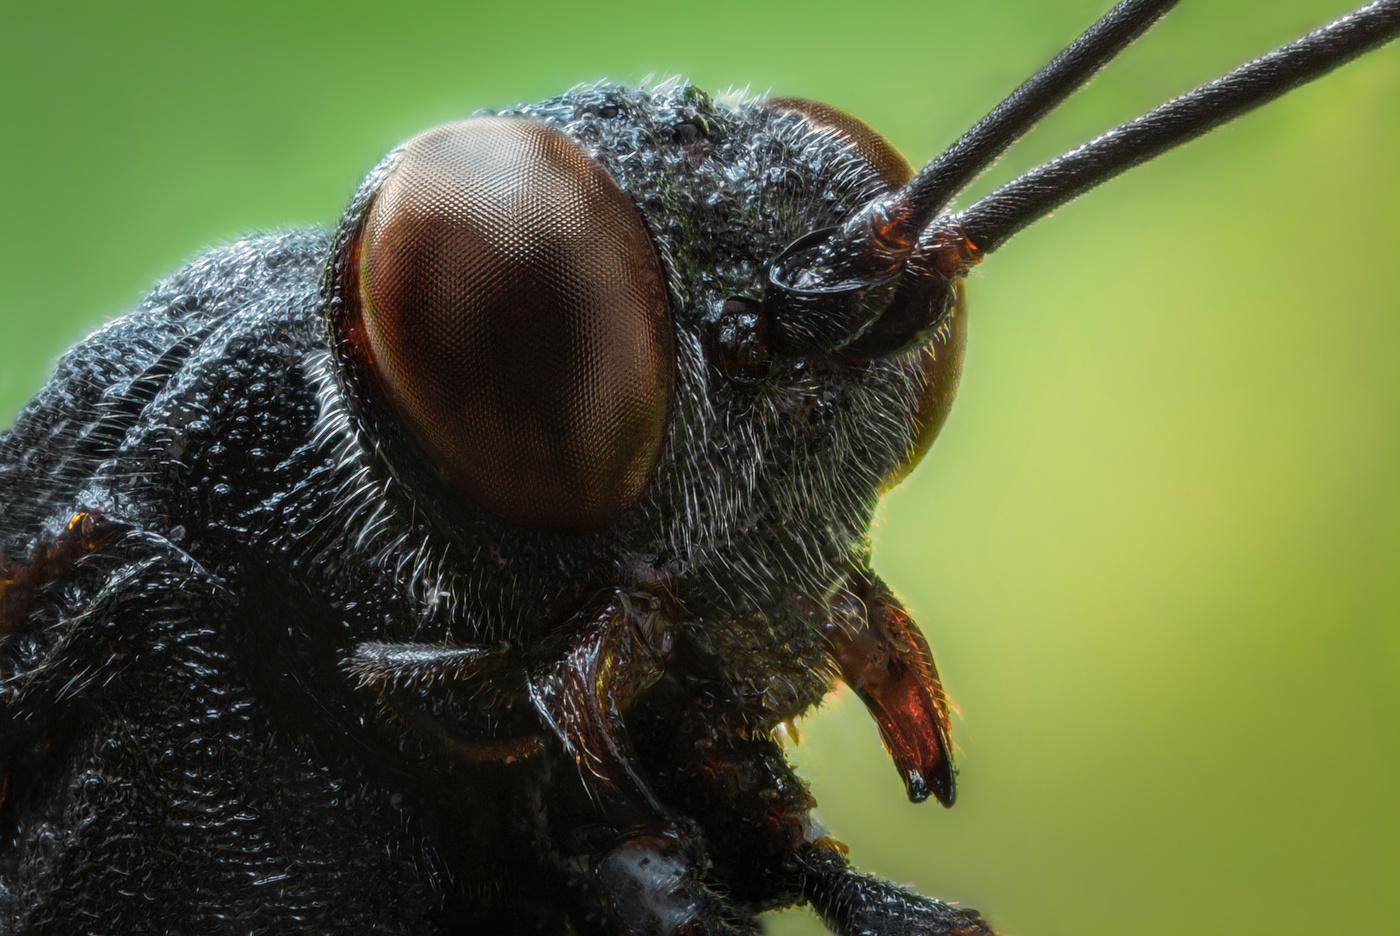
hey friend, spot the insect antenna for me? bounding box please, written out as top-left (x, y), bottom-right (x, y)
top-left (958, 0), bottom-right (1400, 255)
top-left (763, 0), bottom-right (1179, 353)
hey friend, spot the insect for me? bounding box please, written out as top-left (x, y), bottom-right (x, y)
top-left (0, 1), bottom-right (1394, 934)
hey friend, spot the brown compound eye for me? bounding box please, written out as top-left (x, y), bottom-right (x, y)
top-left (346, 117), bottom-right (674, 533)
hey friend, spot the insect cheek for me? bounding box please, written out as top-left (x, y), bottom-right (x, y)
top-left (879, 280), bottom-right (967, 493)
top-left (339, 116), bottom-right (675, 533)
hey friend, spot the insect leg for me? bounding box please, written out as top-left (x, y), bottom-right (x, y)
top-left (346, 640), bottom-right (516, 689)
top-left (2, 512), bottom-right (137, 852)
top-left (591, 827), bottom-right (761, 936)
top-left (523, 591), bottom-right (759, 934)
top-left (628, 685), bottom-right (991, 935)
top-left (526, 589), bottom-right (671, 815)
top-left (345, 639), bottom-right (548, 763)
top-left (0, 511), bottom-right (124, 642)
top-left (798, 841), bottom-right (993, 936)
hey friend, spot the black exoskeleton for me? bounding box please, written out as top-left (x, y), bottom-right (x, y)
top-left (0, 84), bottom-right (972, 936)
top-left (3, 1), bottom-right (1397, 933)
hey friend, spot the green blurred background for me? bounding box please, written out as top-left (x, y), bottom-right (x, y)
top-left (3, 1), bottom-right (1397, 933)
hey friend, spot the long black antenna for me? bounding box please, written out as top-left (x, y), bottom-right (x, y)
top-left (960, 0), bottom-right (1400, 254)
top-left (764, 0), bottom-right (1178, 353)
top-left (858, 0), bottom-right (1180, 257)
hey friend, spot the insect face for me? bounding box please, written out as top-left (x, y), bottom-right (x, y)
top-left (323, 85), bottom-right (950, 633)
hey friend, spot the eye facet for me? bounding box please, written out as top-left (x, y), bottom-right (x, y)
top-left (345, 117), bottom-right (674, 533)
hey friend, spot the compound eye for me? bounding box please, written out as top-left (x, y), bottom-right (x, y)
top-left (350, 117), bottom-right (674, 532)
